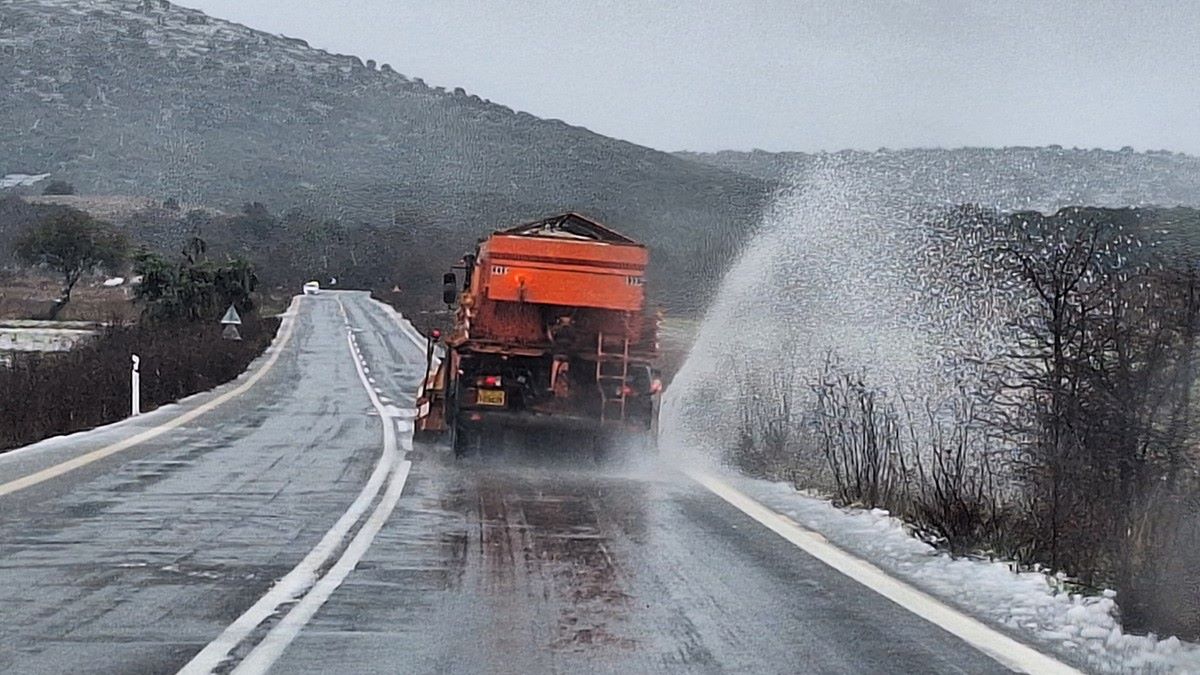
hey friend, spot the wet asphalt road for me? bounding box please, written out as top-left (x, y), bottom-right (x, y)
top-left (0, 292), bottom-right (1011, 674)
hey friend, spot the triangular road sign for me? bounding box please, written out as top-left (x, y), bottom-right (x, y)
top-left (220, 304), bottom-right (242, 325)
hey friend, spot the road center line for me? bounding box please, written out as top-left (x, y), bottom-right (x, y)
top-left (179, 297), bottom-right (412, 674)
top-left (0, 296), bottom-right (303, 499)
top-left (683, 467), bottom-right (1082, 675)
top-left (233, 460), bottom-right (411, 674)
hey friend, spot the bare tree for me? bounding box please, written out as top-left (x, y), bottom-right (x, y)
top-left (992, 209), bottom-right (1200, 595)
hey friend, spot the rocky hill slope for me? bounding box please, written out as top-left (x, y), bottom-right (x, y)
top-left (677, 148), bottom-right (1200, 210)
top-left (4, 1), bottom-right (1200, 312)
top-left (0, 0), bottom-right (770, 311)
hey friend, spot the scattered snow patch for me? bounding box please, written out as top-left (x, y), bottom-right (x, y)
top-left (0, 173), bottom-right (51, 188)
top-left (731, 476), bottom-right (1200, 674)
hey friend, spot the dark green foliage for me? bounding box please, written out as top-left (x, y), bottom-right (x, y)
top-left (14, 208), bottom-right (126, 302)
top-left (117, 203), bottom-right (434, 310)
top-left (231, 202), bottom-right (278, 239)
top-left (131, 238), bottom-right (256, 322)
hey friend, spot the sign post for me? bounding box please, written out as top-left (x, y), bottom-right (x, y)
top-left (131, 354), bottom-right (141, 416)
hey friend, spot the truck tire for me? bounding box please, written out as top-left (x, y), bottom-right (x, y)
top-left (447, 386), bottom-right (470, 458)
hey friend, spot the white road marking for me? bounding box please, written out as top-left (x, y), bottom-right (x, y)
top-left (0, 296), bottom-right (304, 498)
top-left (370, 296), bottom-right (429, 351)
top-left (683, 468), bottom-right (1081, 675)
top-left (180, 297), bottom-right (413, 674)
top-left (233, 461), bottom-right (411, 674)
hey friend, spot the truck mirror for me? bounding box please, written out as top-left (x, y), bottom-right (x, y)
top-left (442, 273), bottom-right (457, 306)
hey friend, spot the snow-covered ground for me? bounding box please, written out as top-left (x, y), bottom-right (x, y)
top-left (7, 0), bottom-right (376, 85)
top-left (0, 321), bottom-right (100, 352)
top-left (0, 172), bottom-right (50, 189)
top-left (729, 475), bottom-right (1200, 674)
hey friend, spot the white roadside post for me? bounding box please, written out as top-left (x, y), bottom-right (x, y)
top-left (131, 354), bottom-right (141, 416)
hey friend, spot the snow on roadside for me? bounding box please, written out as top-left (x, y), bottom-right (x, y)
top-left (0, 173), bottom-right (50, 189)
top-left (731, 476), bottom-right (1200, 674)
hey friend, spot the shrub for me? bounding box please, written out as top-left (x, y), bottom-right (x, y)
top-left (41, 180), bottom-right (75, 196)
top-left (725, 206), bottom-right (1200, 638)
top-left (0, 315), bottom-right (279, 452)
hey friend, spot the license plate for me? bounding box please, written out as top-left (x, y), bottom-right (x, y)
top-left (476, 389), bottom-right (506, 407)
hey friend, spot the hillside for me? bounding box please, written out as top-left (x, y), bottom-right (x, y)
top-left (5, 2), bottom-right (1200, 315)
top-left (676, 148), bottom-right (1200, 210)
top-left (0, 0), bottom-right (771, 312)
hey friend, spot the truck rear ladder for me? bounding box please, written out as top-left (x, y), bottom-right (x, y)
top-left (596, 333), bottom-right (630, 422)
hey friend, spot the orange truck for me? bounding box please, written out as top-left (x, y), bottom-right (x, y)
top-left (415, 212), bottom-right (661, 457)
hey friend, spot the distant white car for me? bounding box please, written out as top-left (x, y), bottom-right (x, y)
top-left (302, 281), bottom-right (320, 295)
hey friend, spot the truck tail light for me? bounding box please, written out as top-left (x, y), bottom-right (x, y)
top-left (476, 375), bottom-right (502, 388)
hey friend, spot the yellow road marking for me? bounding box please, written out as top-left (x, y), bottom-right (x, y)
top-left (0, 296), bottom-right (303, 499)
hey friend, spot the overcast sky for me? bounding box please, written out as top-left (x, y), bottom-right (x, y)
top-left (182, 0), bottom-right (1200, 154)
